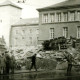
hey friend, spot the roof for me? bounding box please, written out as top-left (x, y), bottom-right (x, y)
top-left (37, 0), bottom-right (80, 11)
top-left (12, 18), bottom-right (39, 26)
top-left (0, 0), bottom-right (22, 9)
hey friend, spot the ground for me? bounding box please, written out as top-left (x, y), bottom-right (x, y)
top-left (0, 69), bottom-right (80, 80)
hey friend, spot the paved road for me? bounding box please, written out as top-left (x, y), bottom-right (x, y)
top-left (0, 69), bottom-right (80, 80)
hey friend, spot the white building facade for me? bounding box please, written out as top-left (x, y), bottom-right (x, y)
top-left (0, 0), bottom-right (22, 46)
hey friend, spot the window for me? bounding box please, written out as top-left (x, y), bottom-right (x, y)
top-left (77, 26), bottom-right (80, 38)
top-left (30, 29), bottom-right (32, 33)
top-left (63, 27), bottom-right (68, 38)
top-left (50, 28), bottom-right (54, 39)
top-left (36, 29), bottom-right (39, 35)
top-left (16, 30), bottom-right (18, 34)
top-left (29, 37), bottom-right (32, 44)
top-left (50, 13), bottom-right (55, 22)
top-left (70, 11), bottom-right (75, 21)
top-left (22, 30), bottom-right (25, 33)
top-left (57, 13), bottom-right (61, 22)
top-left (63, 12), bottom-right (68, 22)
top-left (15, 37), bottom-right (18, 46)
top-left (22, 30), bottom-right (25, 36)
top-left (43, 14), bottom-right (48, 23)
top-left (77, 11), bottom-right (80, 21)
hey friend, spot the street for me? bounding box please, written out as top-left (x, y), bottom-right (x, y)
top-left (0, 69), bottom-right (80, 80)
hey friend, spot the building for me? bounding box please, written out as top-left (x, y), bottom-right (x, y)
top-left (37, 0), bottom-right (80, 44)
top-left (0, 0), bottom-right (22, 46)
top-left (10, 18), bottom-right (39, 50)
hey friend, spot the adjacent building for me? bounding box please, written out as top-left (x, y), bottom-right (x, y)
top-left (0, 0), bottom-right (22, 46)
top-left (10, 18), bottom-right (39, 50)
top-left (37, 0), bottom-right (80, 44)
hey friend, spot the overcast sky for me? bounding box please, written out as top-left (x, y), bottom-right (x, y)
top-left (20, 0), bottom-right (66, 18)
top-left (25, 0), bottom-right (66, 7)
top-left (0, 0), bottom-right (67, 18)
top-left (11, 0), bottom-right (66, 7)
top-left (0, 0), bottom-right (66, 18)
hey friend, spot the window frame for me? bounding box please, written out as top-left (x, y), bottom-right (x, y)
top-left (63, 12), bottom-right (68, 22)
top-left (50, 13), bottom-right (55, 23)
top-left (42, 13), bottom-right (48, 23)
top-left (50, 28), bottom-right (54, 39)
top-left (63, 27), bottom-right (68, 38)
top-left (57, 12), bottom-right (61, 22)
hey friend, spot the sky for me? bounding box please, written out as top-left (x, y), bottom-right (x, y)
top-left (20, 0), bottom-right (66, 18)
top-left (24, 0), bottom-right (66, 7)
top-left (11, 0), bottom-right (66, 8)
top-left (0, 0), bottom-right (66, 18)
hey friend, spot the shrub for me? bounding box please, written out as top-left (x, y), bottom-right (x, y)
top-left (42, 40), bottom-right (51, 50)
top-left (42, 37), bottom-right (67, 50)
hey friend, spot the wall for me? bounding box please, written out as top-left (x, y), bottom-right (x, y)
top-left (38, 7), bottom-right (80, 44)
top-left (9, 6), bottom-right (22, 24)
top-left (0, 5), bottom-right (22, 46)
top-left (10, 24), bottom-right (39, 50)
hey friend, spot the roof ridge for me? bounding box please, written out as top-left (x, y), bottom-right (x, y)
top-left (37, 0), bottom-right (80, 11)
top-left (0, 0), bottom-right (22, 9)
top-left (45, 0), bottom-right (68, 8)
top-left (12, 18), bottom-right (39, 26)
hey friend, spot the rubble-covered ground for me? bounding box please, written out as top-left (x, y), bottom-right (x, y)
top-left (11, 46), bottom-right (80, 70)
